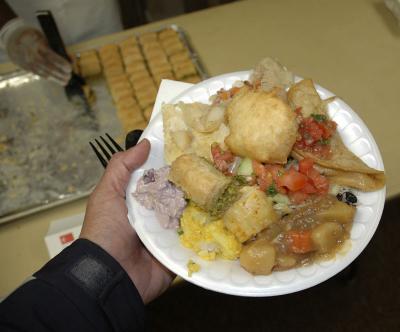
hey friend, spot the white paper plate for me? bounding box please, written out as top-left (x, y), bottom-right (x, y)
top-left (126, 71), bottom-right (386, 297)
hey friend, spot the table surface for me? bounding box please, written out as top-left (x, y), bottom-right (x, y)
top-left (1, 0), bottom-right (399, 297)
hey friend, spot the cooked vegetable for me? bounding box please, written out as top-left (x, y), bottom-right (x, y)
top-left (240, 239), bottom-right (276, 275)
top-left (237, 158), bottom-right (253, 176)
top-left (311, 222), bottom-right (343, 253)
top-left (315, 200), bottom-right (356, 224)
top-left (286, 230), bottom-right (314, 254)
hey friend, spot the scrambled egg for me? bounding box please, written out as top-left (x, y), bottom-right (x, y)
top-left (187, 259), bottom-right (200, 277)
top-left (179, 204), bottom-right (242, 261)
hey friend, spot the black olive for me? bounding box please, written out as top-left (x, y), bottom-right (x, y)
top-left (337, 191), bottom-right (357, 205)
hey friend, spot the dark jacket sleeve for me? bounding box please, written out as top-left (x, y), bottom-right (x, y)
top-left (0, 239), bottom-right (145, 332)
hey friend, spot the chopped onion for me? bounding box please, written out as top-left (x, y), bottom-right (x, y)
top-left (228, 156), bottom-right (242, 175)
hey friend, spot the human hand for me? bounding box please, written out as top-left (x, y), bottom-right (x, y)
top-left (80, 139), bottom-right (174, 304)
top-left (6, 27), bottom-right (71, 85)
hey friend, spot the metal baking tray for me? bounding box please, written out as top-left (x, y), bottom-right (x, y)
top-left (0, 24), bottom-right (208, 225)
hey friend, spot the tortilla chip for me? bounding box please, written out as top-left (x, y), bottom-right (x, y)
top-left (287, 79), bottom-right (334, 117)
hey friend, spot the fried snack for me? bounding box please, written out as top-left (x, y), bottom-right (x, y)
top-left (125, 61), bottom-right (147, 74)
top-left (225, 89), bottom-right (298, 164)
top-left (223, 186), bottom-right (278, 243)
top-left (122, 52), bottom-right (143, 66)
top-left (162, 104), bottom-right (230, 164)
top-left (169, 51), bottom-right (190, 64)
top-left (150, 62), bottom-right (172, 76)
top-left (118, 37), bottom-right (137, 49)
top-left (152, 71), bottom-right (175, 85)
top-left (136, 89), bottom-right (157, 109)
top-left (111, 87), bottom-right (134, 103)
top-left (158, 28), bottom-right (178, 40)
top-left (162, 37), bottom-right (185, 56)
top-left (184, 75), bottom-right (201, 84)
top-left (288, 79), bottom-right (385, 190)
top-left (131, 76), bottom-right (155, 91)
top-left (129, 70), bottom-right (152, 83)
top-left (117, 104), bottom-right (146, 132)
top-left (106, 73), bottom-right (129, 86)
top-left (116, 95), bottom-right (137, 109)
top-left (173, 61), bottom-right (197, 79)
top-left (250, 57), bottom-right (294, 92)
top-left (138, 32), bottom-right (157, 44)
top-left (169, 154), bottom-right (232, 211)
top-left (287, 79), bottom-right (332, 117)
top-left (143, 106), bottom-right (153, 121)
top-left (78, 50), bottom-right (102, 77)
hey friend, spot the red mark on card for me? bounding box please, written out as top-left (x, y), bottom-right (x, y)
top-left (59, 233), bottom-right (74, 244)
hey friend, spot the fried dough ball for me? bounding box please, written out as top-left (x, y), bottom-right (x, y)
top-left (225, 89), bottom-right (298, 164)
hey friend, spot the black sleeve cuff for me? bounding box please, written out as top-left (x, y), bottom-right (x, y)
top-left (34, 238), bottom-right (145, 331)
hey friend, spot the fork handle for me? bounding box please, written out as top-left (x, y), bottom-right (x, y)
top-left (36, 10), bottom-right (70, 61)
top-left (125, 130), bottom-right (143, 150)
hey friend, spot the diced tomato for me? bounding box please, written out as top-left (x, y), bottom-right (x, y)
top-left (211, 143), bottom-right (235, 173)
top-left (277, 168), bottom-right (308, 192)
top-left (298, 158), bottom-right (314, 175)
top-left (286, 230), bottom-right (314, 254)
top-left (253, 161), bottom-right (273, 191)
top-left (265, 165), bottom-right (284, 183)
top-left (258, 175), bottom-right (273, 192)
top-left (307, 168), bottom-right (329, 194)
top-left (301, 181), bottom-right (318, 194)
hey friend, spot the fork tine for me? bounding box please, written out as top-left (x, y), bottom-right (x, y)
top-left (89, 142), bottom-right (107, 168)
top-left (95, 138), bottom-right (112, 160)
top-left (100, 136), bottom-right (116, 155)
top-left (105, 133), bottom-right (124, 152)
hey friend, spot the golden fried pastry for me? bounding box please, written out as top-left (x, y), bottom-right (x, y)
top-left (143, 106), bottom-right (153, 121)
top-left (138, 32), bottom-right (157, 44)
top-left (125, 61), bottom-right (147, 74)
top-left (169, 154), bottom-right (232, 211)
top-left (173, 62), bottom-right (197, 79)
top-left (122, 52), bottom-right (143, 66)
top-left (136, 91), bottom-right (157, 109)
top-left (129, 70), bottom-right (152, 83)
top-left (111, 87), bottom-right (134, 103)
top-left (147, 55), bottom-right (169, 67)
top-left (152, 71), bottom-right (175, 85)
top-left (169, 51), bottom-right (190, 64)
top-left (116, 95), bottom-right (137, 109)
top-left (120, 44), bottom-right (141, 56)
top-left (150, 62), bottom-right (172, 76)
top-left (103, 64), bottom-right (125, 78)
top-left (225, 89), bottom-right (298, 164)
top-left (160, 36), bottom-right (181, 48)
top-left (106, 73), bottom-right (128, 85)
top-left (158, 28), bottom-right (178, 40)
top-left (79, 58), bottom-right (102, 77)
top-left (131, 76), bottom-right (155, 91)
top-left (118, 37), bottom-right (137, 49)
top-left (223, 186), bottom-right (278, 243)
top-left (143, 48), bottom-right (165, 60)
top-left (184, 75), bottom-right (201, 84)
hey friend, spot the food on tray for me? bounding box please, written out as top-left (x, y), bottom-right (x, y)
top-left (133, 56), bottom-right (385, 277)
top-left (78, 50), bottom-right (102, 77)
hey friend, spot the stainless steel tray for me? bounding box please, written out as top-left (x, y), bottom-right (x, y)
top-left (0, 72), bottom-right (121, 224)
top-left (0, 24), bottom-right (208, 225)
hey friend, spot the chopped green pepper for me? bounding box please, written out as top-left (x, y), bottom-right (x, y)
top-left (311, 113), bottom-right (327, 122)
top-left (267, 184), bottom-right (278, 196)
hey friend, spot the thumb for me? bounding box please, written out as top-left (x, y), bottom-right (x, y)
top-left (121, 138), bottom-right (151, 173)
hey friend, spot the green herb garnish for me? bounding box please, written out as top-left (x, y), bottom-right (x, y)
top-left (311, 113), bottom-right (327, 122)
top-left (177, 228), bottom-right (184, 235)
top-left (267, 184), bottom-right (278, 196)
top-left (233, 175), bottom-right (248, 186)
top-left (319, 138), bottom-right (330, 145)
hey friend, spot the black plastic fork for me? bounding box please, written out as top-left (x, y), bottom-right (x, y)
top-left (89, 130), bottom-right (143, 168)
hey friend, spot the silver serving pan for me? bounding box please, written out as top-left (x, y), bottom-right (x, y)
top-left (0, 24), bottom-right (208, 224)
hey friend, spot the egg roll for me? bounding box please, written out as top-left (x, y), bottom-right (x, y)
top-left (223, 186), bottom-right (278, 243)
top-left (169, 154), bottom-right (232, 211)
